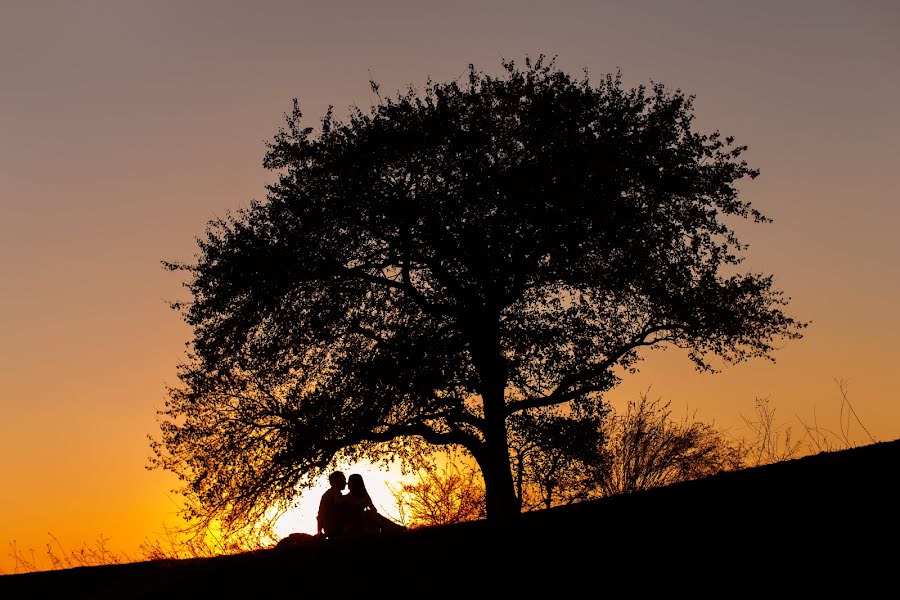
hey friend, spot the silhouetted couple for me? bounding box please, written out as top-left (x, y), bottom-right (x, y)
top-left (317, 471), bottom-right (406, 539)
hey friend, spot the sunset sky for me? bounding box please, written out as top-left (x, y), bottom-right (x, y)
top-left (1, 0), bottom-right (898, 573)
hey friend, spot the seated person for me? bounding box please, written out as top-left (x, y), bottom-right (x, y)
top-left (343, 473), bottom-right (406, 535)
top-left (317, 471), bottom-right (347, 538)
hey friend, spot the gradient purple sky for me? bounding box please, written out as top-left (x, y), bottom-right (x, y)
top-left (1, 0), bottom-right (898, 571)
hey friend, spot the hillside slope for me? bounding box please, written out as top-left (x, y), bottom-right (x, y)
top-left (3, 439), bottom-right (898, 598)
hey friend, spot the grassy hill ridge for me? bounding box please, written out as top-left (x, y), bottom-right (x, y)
top-left (3, 439), bottom-right (898, 598)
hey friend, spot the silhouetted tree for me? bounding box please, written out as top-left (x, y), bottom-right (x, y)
top-left (154, 56), bottom-right (805, 529)
top-left (509, 412), bottom-right (608, 510)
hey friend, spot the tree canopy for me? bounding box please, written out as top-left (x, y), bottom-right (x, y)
top-left (153, 56), bottom-right (804, 529)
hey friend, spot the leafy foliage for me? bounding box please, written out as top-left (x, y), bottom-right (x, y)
top-left (509, 411), bottom-right (609, 510)
top-left (154, 55), bottom-right (804, 528)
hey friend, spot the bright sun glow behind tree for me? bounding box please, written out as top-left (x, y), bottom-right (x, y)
top-left (272, 460), bottom-right (411, 538)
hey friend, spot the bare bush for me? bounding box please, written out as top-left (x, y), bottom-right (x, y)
top-left (136, 514), bottom-right (274, 562)
top-left (7, 534), bottom-right (133, 574)
top-left (738, 379), bottom-right (877, 466)
top-left (7, 540), bottom-right (37, 574)
top-left (597, 391), bottom-right (745, 496)
top-left (390, 457), bottom-right (486, 527)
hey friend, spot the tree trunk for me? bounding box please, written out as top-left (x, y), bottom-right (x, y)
top-left (479, 358), bottom-right (519, 523)
top-left (468, 310), bottom-right (519, 523)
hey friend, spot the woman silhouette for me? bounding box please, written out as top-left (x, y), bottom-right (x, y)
top-left (344, 473), bottom-right (406, 535)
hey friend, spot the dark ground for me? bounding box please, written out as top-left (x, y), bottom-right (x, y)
top-left (2, 439), bottom-right (897, 598)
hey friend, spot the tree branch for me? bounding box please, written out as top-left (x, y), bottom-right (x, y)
top-left (507, 323), bottom-right (682, 415)
top-left (360, 421), bottom-right (480, 450)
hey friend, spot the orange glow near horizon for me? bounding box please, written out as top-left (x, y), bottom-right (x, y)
top-left (273, 461), bottom-right (411, 540)
top-left (2, 0), bottom-right (899, 575)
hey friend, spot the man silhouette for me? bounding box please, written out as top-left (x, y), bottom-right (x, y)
top-left (317, 471), bottom-right (347, 538)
